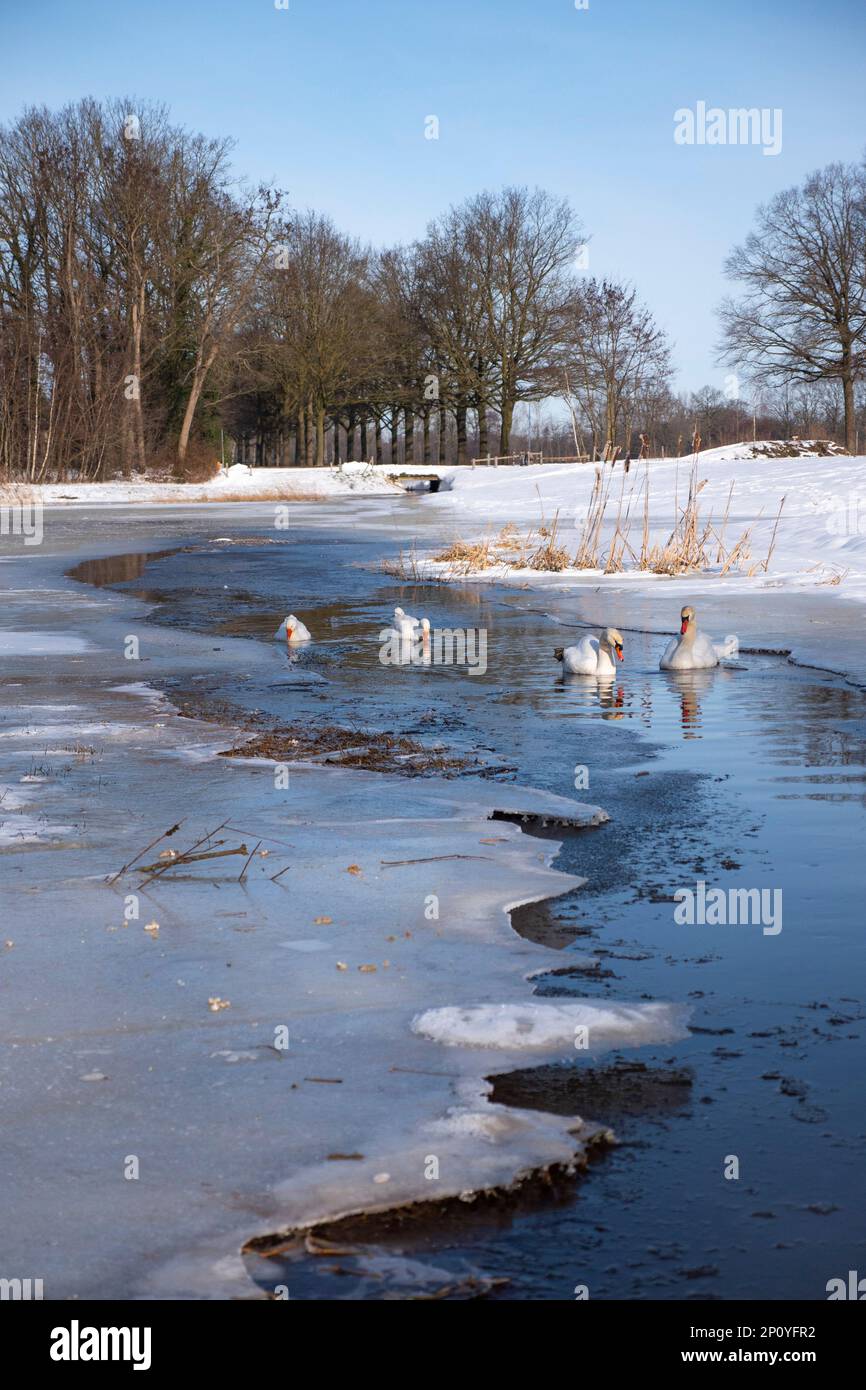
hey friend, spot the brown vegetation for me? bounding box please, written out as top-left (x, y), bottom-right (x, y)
top-left (220, 723), bottom-right (477, 778)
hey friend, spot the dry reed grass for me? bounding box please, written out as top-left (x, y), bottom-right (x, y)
top-left (0, 481), bottom-right (36, 504)
top-left (386, 461), bottom-right (786, 583)
top-left (808, 563), bottom-right (849, 586)
top-left (527, 509), bottom-right (570, 571)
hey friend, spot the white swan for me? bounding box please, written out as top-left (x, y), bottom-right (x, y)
top-left (393, 606), bottom-right (420, 639)
top-left (659, 606), bottom-right (737, 670)
top-left (275, 614), bottom-right (312, 644)
top-left (555, 627), bottom-right (624, 676)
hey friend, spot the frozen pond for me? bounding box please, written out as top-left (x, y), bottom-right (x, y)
top-left (55, 502), bottom-right (866, 1300)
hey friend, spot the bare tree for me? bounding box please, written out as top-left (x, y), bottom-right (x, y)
top-left (414, 215), bottom-right (485, 464)
top-left (258, 212), bottom-right (374, 466)
top-left (0, 97), bottom-right (278, 480)
top-left (719, 161), bottom-right (866, 454)
top-left (469, 186), bottom-right (581, 454)
top-left (565, 278), bottom-right (672, 458)
top-left (163, 157), bottom-right (278, 467)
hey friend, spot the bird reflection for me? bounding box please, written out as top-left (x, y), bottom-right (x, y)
top-left (559, 673), bottom-right (627, 719)
top-left (596, 678), bottom-right (626, 720)
top-left (662, 667), bottom-right (715, 737)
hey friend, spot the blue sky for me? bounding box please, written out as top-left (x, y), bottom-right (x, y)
top-left (3, 0), bottom-right (865, 392)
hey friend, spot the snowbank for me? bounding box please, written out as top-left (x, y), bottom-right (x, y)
top-left (383, 450), bottom-right (866, 606)
top-left (697, 439), bottom-right (848, 462)
top-left (3, 462), bottom-right (403, 507)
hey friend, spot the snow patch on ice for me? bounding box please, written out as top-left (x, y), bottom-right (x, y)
top-left (413, 1000), bottom-right (691, 1051)
top-left (0, 721), bottom-right (130, 742)
top-left (108, 681), bottom-right (171, 709)
top-left (426, 1106), bottom-right (530, 1143)
top-left (0, 631), bottom-right (93, 655)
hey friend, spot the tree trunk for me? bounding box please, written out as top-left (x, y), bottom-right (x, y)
top-left (346, 406), bottom-right (356, 460)
top-left (305, 397), bottom-right (315, 467)
top-left (478, 403), bottom-right (488, 459)
top-left (375, 415), bottom-right (383, 465)
top-left (360, 416), bottom-right (368, 460)
top-left (130, 283), bottom-right (146, 472)
top-left (316, 402), bottom-right (325, 467)
top-left (437, 402), bottom-right (446, 466)
top-left (297, 407), bottom-right (306, 466)
top-left (604, 390), bottom-right (617, 459)
top-left (177, 344), bottom-right (218, 464)
top-left (843, 367), bottom-right (856, 454)
top-left (404, 408), bottom-right (415, 466)
top-left (498, 400), bottom-right (514, 456)
top-left (456, 399), bottom-right (468, 466)
top-left (391, 407), bottom-right (400, 467)
top-left (423, 409), bottom-right (432, 466)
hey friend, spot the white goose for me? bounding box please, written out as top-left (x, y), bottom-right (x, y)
top-left (659, 605), bottom-right (737, 671)
top-left (555, 627), bottom-right (624, 676)
top-left (275, 614), bottom-right (312, 644)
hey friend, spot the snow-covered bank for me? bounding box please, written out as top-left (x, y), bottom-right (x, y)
top-left (1, 461), bottom-right (403, 507)
top-left (388, 450), bottom-right (866, 603)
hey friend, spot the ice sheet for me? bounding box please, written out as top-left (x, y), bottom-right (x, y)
top-left (0, 526), bottom-right (634, 1299)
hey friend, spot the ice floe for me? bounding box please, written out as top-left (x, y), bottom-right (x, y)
top-left (413, 1001), bottom-right (691, 1051)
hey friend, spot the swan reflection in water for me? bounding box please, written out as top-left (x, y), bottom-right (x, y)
top-left (559, 672), bottom-right (627, 720)
top-left (662, 667), bottom-right (716, 737)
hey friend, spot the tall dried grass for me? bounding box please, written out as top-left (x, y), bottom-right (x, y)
top-left (387, 462), bottom-right (785, 582)
top-left (572, 460), bottom-right (781, 577)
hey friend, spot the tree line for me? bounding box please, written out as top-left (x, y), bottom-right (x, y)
top-left (1, 98), bottom-right (863, 482)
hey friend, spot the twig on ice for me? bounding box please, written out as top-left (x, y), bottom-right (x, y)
top-left (238, 840), bottom-right (262, 882)
top-left (107, 820), bottom-right (184, 884)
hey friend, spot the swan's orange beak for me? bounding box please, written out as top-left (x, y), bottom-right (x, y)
top-left (286, 627), bottom-right (293, 640)
top-left (680, 619), bottom-right (689, 635)
top-left (615, 644), bottom-right (624, 661)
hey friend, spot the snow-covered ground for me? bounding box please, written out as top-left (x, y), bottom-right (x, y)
top-left (0, 460), bottom-right (403, 506)
top-left (388, 449), bottom-right (866, 605)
